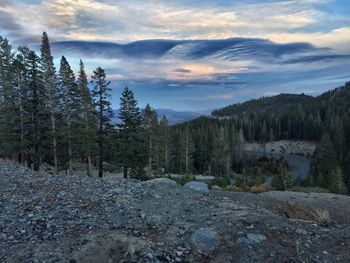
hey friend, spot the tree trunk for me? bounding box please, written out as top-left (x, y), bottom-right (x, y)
top-left (165, 141), bottom-right (168, 170)
top-left (51, 113), bottom-right (58, 174)
top-left (149, 131), bottom-right (152, 170)
top-left (98, 86), bottom-right (104, 178)
top-left (185, 133), bottom-right (189, 173)
top-left (85, 118), bottom-right (92, 176)
top-left (20, 104), bottom-right (24, 165)
top-left (98, 142), bottom-right (103, 178)
top-left (226, 155), bottom-right (230, 176)
top-left (33, 144), bottom-right (40, 171)
top-left (67, 118), bottom-right (73, 176)
top-left (123, 167), bottom-right (128, 178)
top-left (87, 155), bottom-right (92, 176)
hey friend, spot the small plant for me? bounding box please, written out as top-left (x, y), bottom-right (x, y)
top-left (211, 176), bottom-right (230, 188)
top-left (250, 184), bottom-right (271, 193)
top-left (179, 174), bottom-right (196, 186)
top-left (313, 209), bottom-right (331, 224)
top-left (130, 166), bottom-right (149, 181)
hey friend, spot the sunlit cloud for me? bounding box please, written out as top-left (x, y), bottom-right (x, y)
top-left (1, 0), bottom-right (349, 110)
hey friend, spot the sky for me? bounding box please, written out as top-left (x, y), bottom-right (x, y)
top-left (1, 0), bottom-right (350, 111)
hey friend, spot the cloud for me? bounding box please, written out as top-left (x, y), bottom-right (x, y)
top-left (2, 0), bottom-right (349, 53)
top-left (173, 68), bottom-right (192, 73)
top-left (50, 38), bottom-right (349, 65)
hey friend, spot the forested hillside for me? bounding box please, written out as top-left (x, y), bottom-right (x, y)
top-left (171, 82), bottom-right (350, 193)
top-left (1, 33), bottom-right (349, 195)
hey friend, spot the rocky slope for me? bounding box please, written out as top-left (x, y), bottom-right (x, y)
top-left (0, 160), bottom-right (349, 263)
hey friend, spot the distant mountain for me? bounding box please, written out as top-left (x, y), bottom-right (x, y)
top-left (112, 108), bottom-right (206, 125)
top-left (211, 82), bottom-right (350, 118)
top-left (212, 93), bottom-right (313, 117)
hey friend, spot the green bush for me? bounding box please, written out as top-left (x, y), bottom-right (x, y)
top-left (179, 174), bottom-right (196, 186)
top-left (130, 167), bottom-right (149, 181)
top-left (211, 176), bottom-right (230, 188)
top-left (103, 163), bottom-right (120, 173)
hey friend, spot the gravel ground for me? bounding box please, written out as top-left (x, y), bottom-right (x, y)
top-left (0, 159), bottom-right (349, 263)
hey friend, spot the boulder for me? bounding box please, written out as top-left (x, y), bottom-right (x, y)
top-left (184, 181), bottom-right (209, 194)
top-left (246, 233), bottom-right (266, 243)
top-left (211, 185), bottom-right (222, 191)
top-left (191, 227), bottom-right (218, 251)
top-left (142, 178), bottom-right (177, 189)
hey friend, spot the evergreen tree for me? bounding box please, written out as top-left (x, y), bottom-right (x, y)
top-left (272, 164), bottom-right (292, 190)
top-left (142, 104), bottom-right (159, 172)
top-left (0, 37), bottom-right (16, 159)
top-left (26, 51), bottom-right (47, 171)
top-left (40, 32), bottom-right (59, 173)
top-left (91, 67), bottom-right (113, 178)
top-left (78, 59), bottom-right (96, 176)
top-left (159, 115), bottom-right (170, 171)
top-left (310, 132), bottom-right (337, 188)
top-left (182, 125), bottom-right (194, 173)
top-left (329, 166), bottom-right (348, 194)
top-left (118, 87), bottom-right (144, 178)
top-left (58, 56), bottom-right (81, 175)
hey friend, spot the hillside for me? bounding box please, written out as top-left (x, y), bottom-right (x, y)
top-left (212, 94), bottom-right (313, 117)
top-left (211, 82), bottom-right (350, 117)
top-left (1, 160), bottom-right (350, 263)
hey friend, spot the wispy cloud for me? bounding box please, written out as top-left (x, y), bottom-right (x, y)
top-left (1, 0), bottom-right (349, 110)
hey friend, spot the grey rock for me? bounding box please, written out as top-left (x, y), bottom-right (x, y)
top-left (142, 178), bottom-right (177, 188)
top-left (184, 182), bottom-right (209, 194)
top-left (296, 228), bottom-right (308, 235)
top-left (246, 233), bottom-right (267, 243)
top-left (211, 185), bottom-right (222, 191)
top-left (145, 252), bottom-right (154, 259)
top-left (191, 227), bottom-right (218, 251)
top-left (236, 237), bottom-right (253, 245)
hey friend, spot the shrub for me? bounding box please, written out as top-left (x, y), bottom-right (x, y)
top-left (103, 163), bottom-right (119, 173)
top-left (250, 184), bottom-right (271, 193)
top-left (179, 174), bottom-right (196, 186)
top-left (211, 176), bottom-right (230, 188)
top-left (130, 167), bottom-right (149, 181)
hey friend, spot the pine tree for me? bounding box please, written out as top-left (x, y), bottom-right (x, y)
top-left (272, 164), bottom-right (292, 190)
top-left (183, 125), bottom-right (194, 173)
top-left (91, 67), bottom-right (113, 178)
top-left (0, 37), bottom-right (16, 159)
top-left (11, 46), bottom-right (33, 165)
top-left (159, 115), bottom-right (170, 171)
top-left (78, 59), bottom-right (96, 176)
top-left (119, 87), bottom-right (144, 178)
top-left (143, 104), bottom-right (159, 172)
top-left (310, 132), bottom-right (338, 188)
top-left (329, 166), bottom-right (348, 194)
top-left (58, 56), bottom-right (81, 175)
top-left (40, 32), bottom-right (59, 173)
top-left (26, 51), bottom-right (47, 171)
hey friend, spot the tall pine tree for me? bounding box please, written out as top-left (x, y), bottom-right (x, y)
top-left (91, 67), bottom-right (113, 178)
top-left (40, 32), bottom-right (59, 173)
top-left (119, 87), bottom-right (144, 178)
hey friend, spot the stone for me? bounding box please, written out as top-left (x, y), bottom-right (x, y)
top-left (145, 252), bottom-right (154, 259)
top-left (191, 227), bottom-right (218, 251)
top-left (184, 182), bottom-right (209, 194)
top-left (142, 178), bottom-right (177, 188)
top-left (211, 185), bottom-right (222, 191)
top-left (296, 228), bottom-right (308, 235)
top-left (236, 237), bottom-right (252, 245)
top-left (246, 233), bottom-right (267, 243)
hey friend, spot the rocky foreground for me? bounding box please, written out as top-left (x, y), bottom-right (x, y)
top-left (0, 160), bottom-right (350, 263)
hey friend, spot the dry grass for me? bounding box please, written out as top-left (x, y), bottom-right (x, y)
top-left (250, 184), bottom-right (271, 193)
top-left (313, 209), bottom-right (331, 224)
